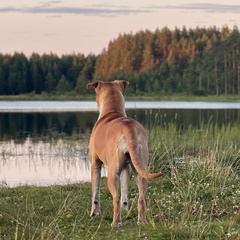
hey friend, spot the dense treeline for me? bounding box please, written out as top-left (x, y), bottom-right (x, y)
top-left (1, 25), bottom-right (240, 96)
top-left (0, 53), bottom-right (96, 95)
top-left (95, 25), bottom-right (240, 95)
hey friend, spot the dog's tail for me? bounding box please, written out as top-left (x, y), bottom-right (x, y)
top-left (131, 162), bottom-right (163, 180)
top-left (127, 136), bottom-right (163, 180)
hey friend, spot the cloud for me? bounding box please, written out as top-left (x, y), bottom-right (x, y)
top-left (1, 2), bottom-right (239, 16)
top-left (0, 5), bottom-right (149, 16)
top-left (39, 1), bottom-right (64, 8)
top-left (160, 3), bottom-right (240, 14)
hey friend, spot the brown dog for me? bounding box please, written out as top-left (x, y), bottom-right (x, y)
top-left (86, 80), bottom-right (162, 227)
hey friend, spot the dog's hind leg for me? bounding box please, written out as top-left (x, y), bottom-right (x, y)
top-left (90, 158), bottom-right (102, 217)
top-left (120, 164), bottom-right (130, 211)
top-left (137, 175), bottom-right (148, 225)
top-left (108, 170), bottom-right (122, 227)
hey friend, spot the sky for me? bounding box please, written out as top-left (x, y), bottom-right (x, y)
top-left (0, 0), bottom-right (240, 56)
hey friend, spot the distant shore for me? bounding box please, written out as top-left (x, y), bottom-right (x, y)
top-left (0, 93), bottom-right (240, 102)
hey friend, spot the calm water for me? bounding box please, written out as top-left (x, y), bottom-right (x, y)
top-left (0, 101), bottom-right (240, 187)
top-left (1, 101), bottom-right (240, 112)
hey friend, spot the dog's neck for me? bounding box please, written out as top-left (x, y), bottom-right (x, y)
top-left (98, 92), bottom-right (127, 120)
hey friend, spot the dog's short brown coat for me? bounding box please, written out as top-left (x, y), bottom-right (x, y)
top-left (87, 80), bottom-right (162, 227)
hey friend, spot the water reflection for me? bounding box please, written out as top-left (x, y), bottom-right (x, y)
top-left (1, 108), bottom-right (240, 141)
top-left (0, 138), bottom-right (107, 187)
top-left (1, 102), bottom-right (240, 187)
top-left (0, 112), bottom-right (98, 141)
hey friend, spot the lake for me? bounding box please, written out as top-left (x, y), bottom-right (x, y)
top-left (0, 101), bottom-right (240, 187)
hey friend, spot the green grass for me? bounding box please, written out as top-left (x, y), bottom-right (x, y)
top-left (1, 123), bottom-right (240, 239)
top-left (0, 92), bottom-right (95, 101)
top-left (0, 92), bottom-right (240, 102)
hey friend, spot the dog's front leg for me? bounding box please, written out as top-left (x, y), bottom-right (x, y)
top-left (108, 171), bottom-right (122, 227)
top-left (120, 165), bottom-right (130, 211)
top-left (90, 159), bottom-right (102, 217)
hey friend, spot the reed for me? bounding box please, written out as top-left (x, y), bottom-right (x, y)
top-left (147, 123), bottom-right (240, 239)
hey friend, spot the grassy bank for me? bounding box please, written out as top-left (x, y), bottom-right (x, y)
top-left (1, 124), bottom-right (240, 239)
top-left (0, 92), bottom-right (240, 102)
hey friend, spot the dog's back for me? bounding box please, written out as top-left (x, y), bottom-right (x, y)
top-left (91, 112), bottom-right (162, 180)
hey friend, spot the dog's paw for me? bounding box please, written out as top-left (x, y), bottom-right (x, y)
top-left (111, 221), bottom-right (122, 228)
top-left (137, 218), bottom-right (148, 225)
top-left (90, 208), bottom-right (101, 217)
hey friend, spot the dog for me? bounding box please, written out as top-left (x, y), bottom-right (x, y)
top-left (86, 80), bottom-right (162, 227)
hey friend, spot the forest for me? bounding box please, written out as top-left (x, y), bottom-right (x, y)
top-left (0, 25), bottom-right (240, 96)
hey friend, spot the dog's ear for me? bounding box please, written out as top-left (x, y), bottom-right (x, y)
top-left (122, 81), bottom-right (129, 92)
top-left (114, 80), bottom-right (129, 92)
top-left (86, 81), bottom-right (100, 89)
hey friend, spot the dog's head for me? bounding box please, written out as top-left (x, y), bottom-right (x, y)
top-left (86, 80), bottom-right (129, 117)
top-left (86, 80), bottom-right (128, 92)
top-left (87, 80), bottom-right (129, 104)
